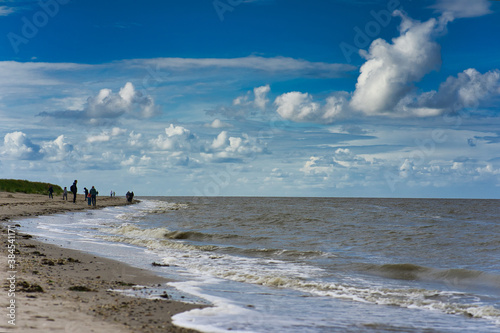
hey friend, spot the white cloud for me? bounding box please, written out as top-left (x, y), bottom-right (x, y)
top-left (207, 131), bottom-right (265, 162)
top-left (85, 82), bottom-right (159, 120)
top-left (332, 148), bottom-right (369, 168)
top-left (300, 156), bottom-right (334, 177)
top-left (136, 56), bottom-right (355, 78)
top-left (276, 10), bottom-right (499, 122)
top-left (40, 135), bottom-right (73, 162)
top-left (150, 124), bottom-right (196, 151)
top-left (128, 131), bottom-right (143, 146)
top-left (212, 131), bottom-right (228, 149)
top-left (0, 62), bottom-right (91, 91)
top-left (1, 132), bottom-right (41, 160)
top-left (407, 69), bottom-right (500, 114)
top-left (205, 119), bottom-right (232, 129)
top-left (87, 134), bottom-right (111, 143)
top-left (254, 84), bottom-right (270, 110)
top-left (350, 11), bottom-right (442, 116)
top-left (0, 6), bottom-right (15, 16)
top-left (274, 91), bottom-right (348, 123)
top-left (233, 93), bottom-right (250, 107)
top-left (121, 155), bottom-right (138, 166)
top-left (111, 127), bottom-right (127, 136)
top-left (430, 0), bottom-right (492, 19)
top-left (275, 92), bottom-right (319, 122)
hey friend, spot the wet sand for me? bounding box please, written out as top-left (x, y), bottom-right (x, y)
top-left (0, 192), bottom-right (205, 332)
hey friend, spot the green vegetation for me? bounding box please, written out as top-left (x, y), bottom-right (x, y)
top-left (0, 179), bottom-right (63, 195)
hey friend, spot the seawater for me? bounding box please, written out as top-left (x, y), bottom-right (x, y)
top-left (17, 197), bottom-right (500, 332)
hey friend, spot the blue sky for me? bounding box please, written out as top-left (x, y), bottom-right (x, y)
top-left (1, 0), bottom-right (499, 198)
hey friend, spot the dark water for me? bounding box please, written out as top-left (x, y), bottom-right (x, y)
top-left (20, 197), bottom-right (500, 332)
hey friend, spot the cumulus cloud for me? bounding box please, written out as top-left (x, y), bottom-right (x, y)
top-left (85, 82), bottom-right (159, 120)
top-left (86, 127), bottom-right (127, 144)
top-left (276, 10), bottom-right (500, 122)
top-left (205, 131), bottom-right (266, 162)
top-left (430, 0), bottom-right (492, 19)
top-left (128, 131), bottom-right (143, 146)
top-left (40, 135), bottom-right (73, 162)
top-left (38, 82), bottom-right (160, 124)
top-left (209, 85), bottom-right (272, 119)
top-left (1, 132), bottom-right (41, 160)
top-left (406, 69), bottom-right (500, 115)
top-left (332, 148), bottom-right (370, 168)
top-left (300, 156), bottom-right (334, 177)
top-left (205, 119), bottom-right (232, 129)
top-left (274, 91), bottom-right (349, 123)
top-left (253, 84), bottom-right (271, 110)
top-left (150, 124), bottom-right (196, 151)
top-left (350, 11), bottom-right (443, 116)
top-left (232, 84), bottom-right (270, 110)
top-left (211, 131), bottom-right (228, 149)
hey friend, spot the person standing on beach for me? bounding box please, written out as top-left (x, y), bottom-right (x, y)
top-left (90, 186), bottom-right (98, 207)
top-left (70, 180), bottom-right (78, 203)
top-left (48, 185), bottom-right (54, 199)
top-left (84, 187), bottom-right (88, 201)
top-left (63, 187), bottom-right (68, 200)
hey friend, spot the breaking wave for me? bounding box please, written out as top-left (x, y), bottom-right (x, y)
top-left (361, 263), bottom-right (500, 288)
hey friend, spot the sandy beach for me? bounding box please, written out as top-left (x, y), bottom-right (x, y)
top-left (0, 192), bottom-right (204, 332)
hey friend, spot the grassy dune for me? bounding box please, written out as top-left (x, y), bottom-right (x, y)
top-left (0, 179), bottom-right (63, 195)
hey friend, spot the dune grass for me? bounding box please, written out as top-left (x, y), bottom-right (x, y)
top-left (0, 179), bottom-right (63, 195)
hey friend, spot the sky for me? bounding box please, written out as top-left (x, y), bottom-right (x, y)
top-left (0, 0), bottom-right (499, 198)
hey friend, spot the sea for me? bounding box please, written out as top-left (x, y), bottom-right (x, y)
top-left (16, 197), bottom-right (500, 332)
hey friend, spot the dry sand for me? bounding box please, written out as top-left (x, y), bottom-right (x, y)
top-left (0, 192), bottom-right (205, 332)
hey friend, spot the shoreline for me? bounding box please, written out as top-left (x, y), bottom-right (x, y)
top-left (0, 192), bottom-right (205, 332)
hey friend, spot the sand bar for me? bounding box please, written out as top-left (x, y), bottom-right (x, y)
top-left (1, 192), bottom-right (204, 332)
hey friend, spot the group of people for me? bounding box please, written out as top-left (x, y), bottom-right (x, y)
top-left (83, 185), bottom-right (99, 206)
top-left (126, 191), bottom-right (134, 203)
top-left (47, 181), bottom-right (78, 202)
top-left (49, 180), bottom-right (135, 206)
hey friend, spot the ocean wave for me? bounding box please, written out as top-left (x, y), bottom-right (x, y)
top-left (115, 200), bottom-right (188, 221)
top-left (103, 223), bottom-right (241, 243)
top-left (143, 201), bottom-right (189, 214)
top-left (361, 263), bottom-right (500, 288)
top-left (99, 234), bottom-right (219, 253)
top-left (239, 247), bottom-right (334, 260)
top-left (103, 224), bottom-right (172, 239)
top-left (180, 261), bottom-right (500, 323)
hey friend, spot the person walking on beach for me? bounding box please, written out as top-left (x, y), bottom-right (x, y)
top-left (48, 185), bottom-right (54, 199)
top-left (90, 186), bottom-right (98, 207)
top-left (70, 180), bottom-right (78, 203)
top-left (63, 187), bottom-right (68, 200)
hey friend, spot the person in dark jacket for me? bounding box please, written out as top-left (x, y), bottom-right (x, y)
top-left (70, 180), bottom-right (78, 203)
top-left (90, 186), bottom-right (98, 207)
